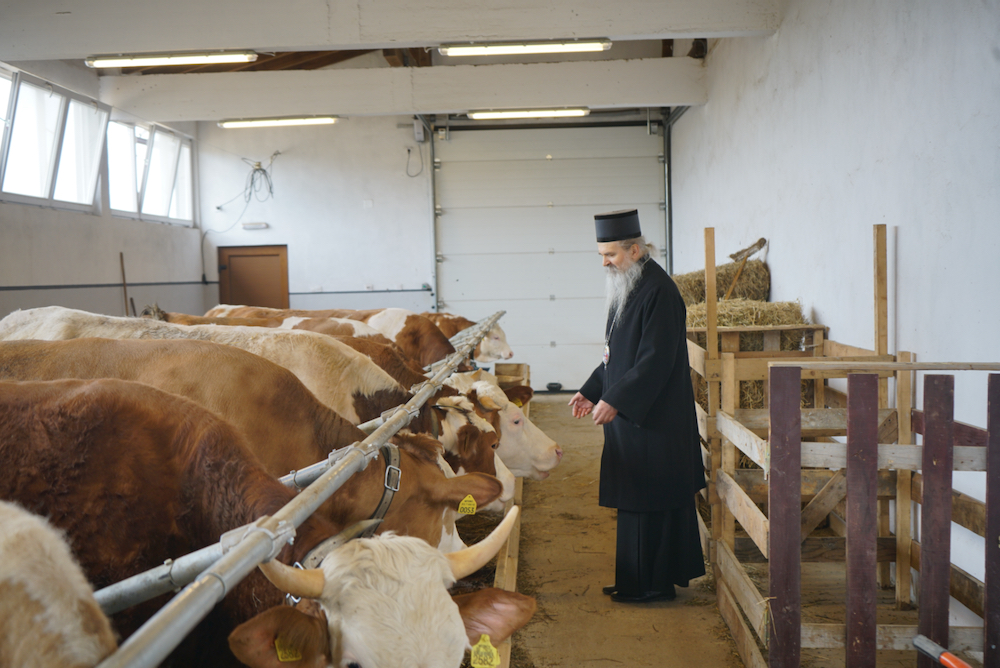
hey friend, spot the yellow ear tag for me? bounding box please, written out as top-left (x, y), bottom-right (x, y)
top-left (511, 399), bottom-right (523, 408)
top-left (470, 634), bottom-right (501, 668)
top-left (274, 635), bottom-right (302, 663)
top-left (458, 494), bottom-right (478, 515)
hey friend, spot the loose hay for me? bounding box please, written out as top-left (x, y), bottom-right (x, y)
top-left (673, 259), bottom-right (770, 306)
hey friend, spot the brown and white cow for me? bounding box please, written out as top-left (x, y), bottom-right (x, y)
top-left (0, 378), bottom-right (533, 667)
top-left (0, 306), bottom-right (410, 425)
top-left (449, 374), bottom-right (564, 480)
top-left (0, 338), bottom-right (512, 547)
top-left (206, 305), bottom-right (459, 367)
top-left (0, 500), bottom-right (118, 668)
top-left (421, 311), bottom-right (514, 363)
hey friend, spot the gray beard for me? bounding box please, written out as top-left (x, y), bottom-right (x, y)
top-left (605, 257), bottom-right (645, 326)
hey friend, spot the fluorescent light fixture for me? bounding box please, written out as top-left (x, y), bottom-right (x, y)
top-left (218, 116), bottom-right (339, 129)
top-left (439, 40), bottom-right (611, 57)
top-left (467, 108), bottom-right (590, 120)
top-left (242, 222), bottom-right (269, 230)
top-left (85, 51), bottom-right (258, 68)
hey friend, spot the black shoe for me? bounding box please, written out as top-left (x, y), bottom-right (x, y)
top-left (602, 585), bottom-right (617, 596)
top-left (611, 590), bottom-right (677, 604)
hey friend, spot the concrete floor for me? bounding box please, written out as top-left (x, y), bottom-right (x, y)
top-left (511, 393), bottom-right (743, 668)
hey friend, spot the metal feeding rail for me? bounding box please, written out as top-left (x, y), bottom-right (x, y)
top-left (93, 311), bottom-right (504, 668)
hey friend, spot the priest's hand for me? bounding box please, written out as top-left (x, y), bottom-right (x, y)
top-left (592, 400), bottom-right (618, 426)
top-left (568, 392), bottom-right (594, 418)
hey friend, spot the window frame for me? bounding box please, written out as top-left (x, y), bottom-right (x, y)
top-left (0, 71), bottom-right (111, 214)
top-left (108, 120), bottom-right (195, 228)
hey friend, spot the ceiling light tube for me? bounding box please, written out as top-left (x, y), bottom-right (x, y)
top-left (467, 108), bottom-right (590, 120)
top-left (85, 51), bottom-right (258, 68)
top-left (218, 116), bottom-right (339, 129)
top-left (439, 40), bottom-right (611, 57)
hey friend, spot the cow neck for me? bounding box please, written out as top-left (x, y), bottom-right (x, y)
top-left (364, 444), bottom-right (401, 535)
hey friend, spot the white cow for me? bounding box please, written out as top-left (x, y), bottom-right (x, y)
top-left (447, 372), bottom-right (563, 480)
top-left (0, 500), bottom-right (118, 668)
top-left (230, 507), bottom-right (536, 668)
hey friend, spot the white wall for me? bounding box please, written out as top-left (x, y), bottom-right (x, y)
top-left (671, 0), bottom-right (1000, 625)
top-left (197, 116), bottom-right (436, 310)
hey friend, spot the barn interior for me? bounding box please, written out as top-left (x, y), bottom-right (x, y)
top-left (1, 1), bottom-right (998, 667)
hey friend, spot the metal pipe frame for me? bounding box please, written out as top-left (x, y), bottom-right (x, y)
top-left (93, 311), bottom-right (504, 668)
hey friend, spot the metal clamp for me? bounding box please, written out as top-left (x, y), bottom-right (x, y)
top-left (384, 463), bottom-right (402, 492)
top-left (220, 517), bottom-right (296, 563)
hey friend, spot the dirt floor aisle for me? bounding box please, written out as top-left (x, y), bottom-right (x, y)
top-left (512, 394), bottom-right (742, 668)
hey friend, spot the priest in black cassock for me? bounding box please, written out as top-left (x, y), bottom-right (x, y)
top-left (568, 209), bottom-right (706, 604)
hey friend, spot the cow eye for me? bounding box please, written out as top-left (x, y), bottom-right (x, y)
top-left (513, 419), bottom-right (521, 425)
top-left (347, 663), bottom-right (362, 668)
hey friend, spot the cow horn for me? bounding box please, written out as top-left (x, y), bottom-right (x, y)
top-left (447, 505), bottom-right (519, 579)
top-left (474, 388), bottom-right (504, 411)
top-left (258, 560), bottom-right (326, 599)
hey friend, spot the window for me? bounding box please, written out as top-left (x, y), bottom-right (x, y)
top-left (0, 72), bottom-right (109, 209)
top-left (107, 121), bottom-right (193, 225)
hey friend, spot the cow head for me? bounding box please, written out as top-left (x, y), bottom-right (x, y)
top-left (229, 508), bottom-right (532, 668)
top-left (466, 381), bottom-right (563, 481)
top-left (473, 324), bottom-right (514, 363)
top-left (432, 397), bottom-right (515, 510)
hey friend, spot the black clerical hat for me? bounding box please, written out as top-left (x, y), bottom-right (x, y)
top-left (594, 209), bottom-right (641, 242)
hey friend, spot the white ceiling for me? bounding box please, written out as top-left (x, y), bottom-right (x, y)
top-left (0, 0), bottom-right (780, 122)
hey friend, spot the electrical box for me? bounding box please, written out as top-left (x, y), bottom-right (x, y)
top-left (413, 119), bottom-right (426, 143)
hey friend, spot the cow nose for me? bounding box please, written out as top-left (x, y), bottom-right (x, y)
top-left (555, 446), bottom-right (564, 461)
top-left (505, 351), bottom-right (513, 359)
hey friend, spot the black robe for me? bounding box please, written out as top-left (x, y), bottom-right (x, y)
top-left (580, 257), bottom-right (705, 512)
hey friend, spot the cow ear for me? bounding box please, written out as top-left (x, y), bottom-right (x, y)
top-left (437, 472), bottom-right (502, 508)
top-left (453, 588), bottom-right (537, 646)
top-left (228, 606), bottom-right (332, 668)
top-left (503, 385), bottom-right (533, 407)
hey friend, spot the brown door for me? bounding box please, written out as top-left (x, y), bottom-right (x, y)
top-left (218, 245), bottom-right (289, 308)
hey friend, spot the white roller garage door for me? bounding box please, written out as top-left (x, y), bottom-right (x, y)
top-left (434, 125), bottom-right (666, 390)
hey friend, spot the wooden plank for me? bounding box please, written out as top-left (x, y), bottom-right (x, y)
top-left (688, 338), bottom-right (708, 378)
top-left (801, 624), bottom-right (983, 652)
top-left (768, 365), bottom-right (802, 668)
top-left (911, 540), bottom-right (985, 619)
top-left (800, 442), bottom-right (986, 471)
top-left (718, 579), bottom-right (768, 668)
top-left (824, 340), bottom-right (879, 357)
top-left (873, 224), bottom-right (888, 403)
top-left (826, 386), bottom-right (848, 409)
top-left (775, 361), bottom-right (1000, 372)
top-left (877, 409), bottom-right (899, 445)
top-left (918, 375), bottom-right (955, 668)
top-left (911, 473), bottom-right (986, 538)
top-left (695, 402), bottom-right (711, 443)
top-left (734, 469), bottom-right (897, 503)
top-left (846, 374), bottom-right (879, 668)
top-left (734, 407), bottom-right (895, 439)
top-left (895, 351), bottom-right (914, 610)
top-left (986, 373), bottom-right (1000, 667)
top-left (718, 470), bottom-right (769, 559)
top-left (687, 324), bottom-right (828, 334)
top-left (717, 411), bottom-right (769, 471)
top-left (734, 536), bottom-right (897, 564)
top-left (718, 540), bottom-right (769, 640)
top-left (697, 502), bottom-right (711, 559)
top-left (912, 409), bottom-right (990, 447)
top-left (799, 469), bottom-right (847, 542)
top-left (812, 328), bottom-right (826, 409)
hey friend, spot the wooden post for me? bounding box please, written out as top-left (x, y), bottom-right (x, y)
top-left (846, 374), bottom-right (879, 668)
top-left (768, 365), bottom-right (802, 668)
top-left (985, 374), bottom-right (1000, 665)
top-left (917, 375), bottom-right (955, 668)
top-left (812, 328), bottom-right (826, 409)
top-left (895, 351), bottom-right (915, 610)
top-left (705, 228), bottom-right (722, 571)
top-left (722, 351), bottom-right (737, 551)
top-left (873, 224), bottom-right (891, 588)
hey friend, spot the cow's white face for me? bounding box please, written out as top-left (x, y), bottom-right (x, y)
top-left (474, 325), bottom-right (513, 363)
top-left (322, 536), bottom-right (468, 668)
top-left (472, 381), bottom-right (562, 481)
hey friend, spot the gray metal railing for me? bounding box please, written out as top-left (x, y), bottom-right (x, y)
top-left (93, 311), bottom-right (503, 668)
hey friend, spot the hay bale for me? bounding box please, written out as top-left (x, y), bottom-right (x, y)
top-left (673, 259), bottom-right (770, 306)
